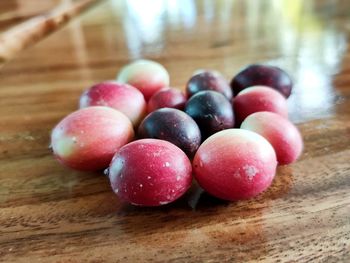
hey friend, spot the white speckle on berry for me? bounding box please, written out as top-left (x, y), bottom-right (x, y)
top-left (244, 165), bottom-right (258, 181)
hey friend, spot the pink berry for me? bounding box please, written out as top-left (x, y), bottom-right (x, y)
top-left (51, 106), bottom-right (134, 171)
top-left (116, 59), bottom-right (170, 101)
top-left (109, 139), bottom-right (192, 206)
top-left (233, 86), bottom-right (288, 125)
top-left (193, 129), bottom-right (277, 201)
top-left (79, 81), bottom-right (147, 126)
top-left (241, 112), bottom-right (303, 165)
top-left (147, 88), bottom-right (187, 113)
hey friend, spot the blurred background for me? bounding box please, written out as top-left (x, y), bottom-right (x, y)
top-left (0, 0), bottom-right (349, 123)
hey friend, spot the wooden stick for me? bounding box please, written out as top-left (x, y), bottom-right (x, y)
top-left (0, 0), bottom-right (102, 63)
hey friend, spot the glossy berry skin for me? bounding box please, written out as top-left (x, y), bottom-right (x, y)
top-left (241, 112), bottom-right (303, 165)
top-left (185, 90), bottom-right (234, 138)
top-left (51, 106), bottom-right (134, 171)
top-left (193, 129), bottom-right (277, 201)
top-left (138, 108), bottom-right (201, 157)
top-left (116, 59), bottom-right (170, 101)
top-left (230, 64), bottom-right (293, 97)
top-left (233, 86), bottom-right (288, 125)
top-left (147, 88), bottom-right (187, 113)
top-left (79, 81), bottom-right (147, 126)
top-left (186, 70), bottom-right (232, 99)
top-left (109, 139), bottom-right (192, 206)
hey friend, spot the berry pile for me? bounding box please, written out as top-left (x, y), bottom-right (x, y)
top-left (51, 60), bottom-right (303, 206)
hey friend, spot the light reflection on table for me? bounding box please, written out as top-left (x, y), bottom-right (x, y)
top-left (79, 0), bottom-right (349, 123)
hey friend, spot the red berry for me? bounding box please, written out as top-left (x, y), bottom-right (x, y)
top-left (117, 60), bottom-right (170, 101)
top-left (233, 86), bottom-right (288, 125)
top-left (241, 112), bottom-right (303, 165)
top-left (147, 88), bottom-right (187, 113)
top-left (51, 107), bottom-right (134, 171)
top-left (193, 129), bottom-right (277, 200)
top-left (79, 81), bottom-right (146, 126)
top-left (109, 139), bottom-right (192, 206)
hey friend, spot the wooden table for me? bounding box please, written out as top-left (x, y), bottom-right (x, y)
top-left (1, 0), bottom-right (349, 262)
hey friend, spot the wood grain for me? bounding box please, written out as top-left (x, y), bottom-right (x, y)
top-left (0, 0), bottom-right (350, 262)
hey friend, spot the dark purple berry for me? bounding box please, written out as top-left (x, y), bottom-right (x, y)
top-left (138, 108), bottom-right (201, 157)
top-left (186, 70), bottom-right (232, 99)
top-left (185, 90), bottom-right (234, 139)
top-left (230, 64), bottom-right (293, 98)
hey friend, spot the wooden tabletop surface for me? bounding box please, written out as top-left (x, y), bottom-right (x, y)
top-left (1, 0), bottom-right (350, 262)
